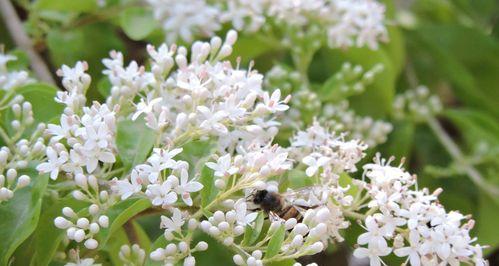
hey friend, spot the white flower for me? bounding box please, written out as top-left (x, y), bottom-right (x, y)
top-left (260, 89), bottom-right (289, 113)
top-left (394, 230), bottom-right (421, 266)
top-left (160, 207), bottom-right (184, 234)
top-left (357, 216), bottom-right (388, 248)
top-left (302, 153), bottom-right (330, 177)
top-left (197, 106), bottom-right (228, 135)
top-left (36, 147), bottom-right (68, 180)
top-left (132, 97), bottom-right (162, 120)
top-left (234, 199), bottom-right (257, 226)
top-left (113, 170), bottom-right (143, 200)
top-left (353, 244), bottom-right (391, 266)
top-left (146, 181), bottom-right (178, 207)
top-left (168, 169), bottom-right (203, 206)
top-left (205, 154), bottom-right (238, 177)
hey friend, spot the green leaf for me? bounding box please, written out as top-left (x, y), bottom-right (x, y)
top-left (97, 197), bottom-right (152, 248)
top-left (200, 166), bottom-right (217, 208)
top-left (34, 0), bottom-right (98, 12)
top-left (30, 197), bottom-right (88, 266)
top-left (103, 227), bottom-right (130, 265)
top-left (120, 7), bottom-right (157, 41)
top-left (242, 212), bottom-right (264, 246)
top-left (131, 220), bottom-right (152, 253)
top-left (381, 121), bottom-right (415, 160)
top-left (116, 119), bottom-right (156, 170)
top-left (265, 225), bottom-right (285, 258)
top-left (46, 23), bottom-right (124, 100)
top-left (16, 83), bottom-right (63, 124)
top-left (0, 171), bottom-right (49, 266)
top-left (477, 194), bottom-right (499, 252)
top-left (312, 47), bottom-right (397, 118)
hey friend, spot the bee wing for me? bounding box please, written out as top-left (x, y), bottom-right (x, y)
top-left (282, 185), bottom-right (328, 208)
top-left (268, 211), bottom-right (284, 223)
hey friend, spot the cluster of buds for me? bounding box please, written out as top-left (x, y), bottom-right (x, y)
top-left (119, 244), bottom-right (146, 266)
top-left (322, 101), bottom-right (393, 147)
top-left (200, 200), bottom-right (257, 246)
top-left (0, 51), bottom-right (33, 90)
top-left (150, 240), bottom-right (208, 266)
top-left (393, 86), bottom-right (443, 121)
top-left (54, 205), bottom-right (109, 249)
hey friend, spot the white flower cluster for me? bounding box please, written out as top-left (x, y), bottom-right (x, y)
top-left (119, 30), bottom-right (290, 152)
top-left (0, 51), bottom-right (46, 202)
top-left (322, 101), bottom-right (393, 147)
top-left (146, 0), bottom-right (388, 49)
top-left (54, 205), bottom-right (109, 250)
top-left (112, 148), bottom-right (203, 207)
top-left (353, 155), bottom-right (487, 266)
top-left (206, 144), bottom-right (291, 190)
top-left (0, 51), bottom-right (33, 90)
top-left (393, 86), bottom-right (443, 121)
top-left (55, 61), bottom-right (90, 113)
top-left (291, 121), bottom-right (367, 179)
top-left (38, 101), bottom-right (117, 178)
top-left (200, 199), bottom-right (257, 245)
top-left (150, 208), bottom-right (209, 266)
top-left (33, 30), bottom-right (486, 266)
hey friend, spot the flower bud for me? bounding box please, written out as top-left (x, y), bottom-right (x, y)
top-left (165, 243), bottom-right (177, 255)
top-left (62, 207), bottom-right (77, 218)
top-left (16, 175), bottom-right (30, 188)
top-left (84, 238), bottom-right (98, 249)
top-left (54, 217), bottom-right (71, 229)
top-left (178, 241), bottom-right (188, 253)
top-left (184, 256), bottom-right (195, 266)
top-left (195, 241), bottom-right (208, 251)
top-left (76, 218), bottom-right (90, 229)
top-left (233, 254), bottom-right (244, 265)
top-left (98, 215), bottom-right (109, 228)
top-left (73, 229), bottom-right (86, 242)
top-left (150, 248), bottom-right (165, 261)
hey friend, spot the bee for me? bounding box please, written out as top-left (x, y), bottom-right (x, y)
top-left (250, 188), bottom-right (322, 222)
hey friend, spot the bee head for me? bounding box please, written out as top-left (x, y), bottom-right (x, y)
top-left (252, 190), bottom-right (268, 205)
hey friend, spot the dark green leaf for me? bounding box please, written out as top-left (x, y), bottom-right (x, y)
top-left (265, 225), bottom-right (285, 258)
top-left (30, 197), bottom-right (88, 266)
top-left (0, 171), bottom-right (49, 266)
top-left (116, 119), bottom-right (156, 170)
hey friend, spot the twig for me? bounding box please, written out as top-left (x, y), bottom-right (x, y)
top-left (0, 0), bottom-right (55, 85)
top-left (426, 116), bottom-right (499, 198)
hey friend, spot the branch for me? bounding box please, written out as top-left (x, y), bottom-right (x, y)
top-left (426, 116), bottom-right (499, 198)
top-left (0, 0), bottom-right (56, 85)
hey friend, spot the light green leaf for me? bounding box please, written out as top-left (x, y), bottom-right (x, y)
top-left (116, 119), bottom-right (156, 170)
top-left (265, 225), bottom-right (285, 258)
top-left (200, 166), bottom-right (217, 208)
top-left (0, 171), bottom-right (49, 266)
top-left (97, 197), bottom-right (152, 248)
top-left (120, 7), bottom-right (157, 40)
top-left (477, 194), bottom-right (499, 252)
top-left (16, 83), bottom-right (63, 124)
top-left (34, 0), bottom-right (98, 12)
top-left (242, 212), bottom-right (264, 246)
